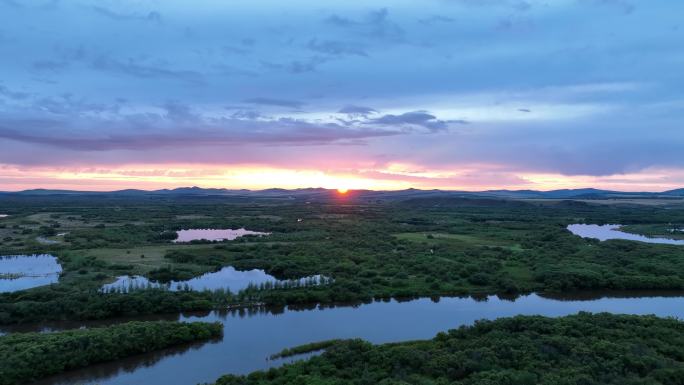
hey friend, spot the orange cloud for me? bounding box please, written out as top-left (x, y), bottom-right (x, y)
top-left (2, 163), bottom-right (683, 192)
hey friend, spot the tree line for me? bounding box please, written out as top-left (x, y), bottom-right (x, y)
top-left (0, 320), bottom-right (222, 385)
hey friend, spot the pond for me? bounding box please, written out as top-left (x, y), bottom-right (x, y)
top-left (101, 266), bottom-right (327, 293)
top-left (0, 254), bottom-right (62, 293)
top-left (173, 228), bottom-right (270, 243)
top-left (27, 292), bottom-right (684, 385)
top-left (567, 224), bottom-right (684, 245)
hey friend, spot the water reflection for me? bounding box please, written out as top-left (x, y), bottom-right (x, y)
top-left (101, 266), bottom-right (326, 293)
top-left (173, 228), bottom-right (270, 243)
top-left (32, 337), bottom-right (224, 385)
top-left (567, 224), bottom-right (684, 245)
top-left (27, 293), bottom-right (684, 385)
top-left (0, 254), bottom-right (62, 293)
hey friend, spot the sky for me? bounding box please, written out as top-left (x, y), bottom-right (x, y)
top-left (0, 0), bottom-right (683, 192)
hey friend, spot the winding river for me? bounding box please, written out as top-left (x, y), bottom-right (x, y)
top-left (9, 224), bottom-right (684, 384)
top-left (25, 292), bottom-right (684, 385)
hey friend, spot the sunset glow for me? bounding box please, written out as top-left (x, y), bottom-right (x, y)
top-left (0, 0), bottom-right (682, 192)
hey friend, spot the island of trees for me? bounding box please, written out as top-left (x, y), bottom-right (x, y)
top-left (0, 320), bottom-right (222, 385)
top-left (215, 313), bottom-right (684, 385)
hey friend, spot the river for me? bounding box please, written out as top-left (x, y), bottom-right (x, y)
top-left (27, 292), bottom-right (684, 385)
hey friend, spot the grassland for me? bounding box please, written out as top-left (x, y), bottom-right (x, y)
top-left (2, 195), bottom-right (684, 324)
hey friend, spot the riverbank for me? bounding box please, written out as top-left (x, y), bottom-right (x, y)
top-left (20, 293), bottom-right (684, 385)
top-left (0, 320), bottom-right (222, 385)
top-left (214, 312), bottom-right (684, 385)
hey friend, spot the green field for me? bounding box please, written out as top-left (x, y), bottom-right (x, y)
top-left (1, 195), bottom-right (684, 324)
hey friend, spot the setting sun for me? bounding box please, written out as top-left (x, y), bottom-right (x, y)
top-left (337, 188), bottom-right (349, 194)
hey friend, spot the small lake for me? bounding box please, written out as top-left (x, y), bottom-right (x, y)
top-left (567, 224), bottom-right (684, 245)
top-left (26, 292), bottom-right (684, 385)
top-left (0, 254), bottom-right (62, 293)
top-left (173, 228), bottom-right (270, 243)
top-left (101, 266), bottom-right (326, 293)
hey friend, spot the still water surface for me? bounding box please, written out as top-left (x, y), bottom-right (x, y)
top-left (0, 254), bottom-right (62, 293)
top-left (174, 228), bottom-right (270, 243)
top-left (102, 267), bottom-right (325, 293)
top-left (567, 224), bottom-right (684, 245)
top-left (29, 293), bottom-right (684, 385)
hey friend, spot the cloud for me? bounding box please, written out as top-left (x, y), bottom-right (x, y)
top-left (0, 85), bottom-right (30, 100)
top-left (230, 110), bottom-right (262, 120)
top-left (418, 15), bottom-right (455, 25)
top-left (31, 94), bottom-right (112, 115)
top-left (0, 0), bottom-right (22, 8)
top-left (260, 56), bottom-right (329, 74)
top-left (90, 56), bottom-right (203, 84)
top-left (222, 45), bottom-right (251, 55)
top-left (87, 5), bottom-right (162, 22)
top-left (446, 0), bottom-right (532, 11)
top-left (325, 8), bottom-right (405, 43)
top-left (1, 0), bottom-right (682, 189)
top-left (243, 97), bottom-right (305, 108)
top-left (32, 60), bottom-right (68, 73)
top-left (338, 105), bottom-right (377, 115)
top-left (579, 0), bottom-right (635, 14)
top-left (367, 111), bottom-right (466, 132)
top-left (162, 101), bottom-right (200, 123)
top-left (0, 116), bottom-right (401, 151)
top-left (306, 39), bottom-right (368, 57)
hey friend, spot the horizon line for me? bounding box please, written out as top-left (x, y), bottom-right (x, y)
top-left (2, 186), bottom-right (683, 194)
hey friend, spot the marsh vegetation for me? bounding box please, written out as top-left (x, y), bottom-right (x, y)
top-left (1, 194), bottom-right (684, 384)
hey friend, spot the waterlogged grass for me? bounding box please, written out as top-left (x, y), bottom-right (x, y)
top-left (269, 339), bottom-right (343, 359)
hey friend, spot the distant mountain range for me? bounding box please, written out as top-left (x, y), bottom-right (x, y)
top-left (1, 186), bottom-right (683, 201)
